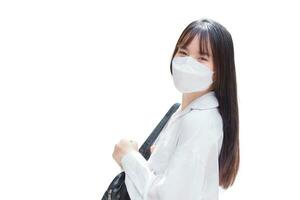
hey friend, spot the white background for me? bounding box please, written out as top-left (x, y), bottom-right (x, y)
top-left (1, 0), bottom-right (300, 199)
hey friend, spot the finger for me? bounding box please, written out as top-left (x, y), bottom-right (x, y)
top-left (150, 145), bottom-right (156, 153)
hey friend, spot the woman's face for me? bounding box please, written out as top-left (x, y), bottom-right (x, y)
top-left (174, 36), bottom-right (214, 72)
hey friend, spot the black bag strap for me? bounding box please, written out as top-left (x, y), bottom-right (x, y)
top-left (138, 102), bottom-right (181, 160)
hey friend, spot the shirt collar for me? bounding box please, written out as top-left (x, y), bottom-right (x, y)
top-left (172, 91), bottom-right (219, 119)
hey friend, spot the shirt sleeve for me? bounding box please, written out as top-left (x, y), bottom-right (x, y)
top-left (121, 125), bottom-right (220, 200)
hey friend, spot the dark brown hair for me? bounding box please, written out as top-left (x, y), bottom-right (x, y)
top-left (170, 18), bottom-right (239, 189)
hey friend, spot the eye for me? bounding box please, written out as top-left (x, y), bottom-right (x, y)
top-left (178, 50), bottom-right (187, 55)
top-left (198, 57), bottom-right (208, 61)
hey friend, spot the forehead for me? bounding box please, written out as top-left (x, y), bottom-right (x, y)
top-left (178, 35), bottom-right (212, 56)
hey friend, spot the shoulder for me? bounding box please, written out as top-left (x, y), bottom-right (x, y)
top-left (177, 108), bottom-right (223, 148)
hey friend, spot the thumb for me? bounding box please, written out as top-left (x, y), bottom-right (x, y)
top-left (131, 141), bottom-right (139, 150)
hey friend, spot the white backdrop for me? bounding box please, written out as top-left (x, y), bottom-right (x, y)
top-left (1, 0), bottom-right (300, 199)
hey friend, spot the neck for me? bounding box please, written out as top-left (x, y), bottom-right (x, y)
top-left (181, 88), bottom-right (212, 111)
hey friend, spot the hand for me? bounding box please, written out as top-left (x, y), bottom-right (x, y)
top-left (112, 139), bottom-right (138, 169)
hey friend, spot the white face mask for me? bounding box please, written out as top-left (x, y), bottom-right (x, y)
top-left (171, 56), bottom-right (214, 93)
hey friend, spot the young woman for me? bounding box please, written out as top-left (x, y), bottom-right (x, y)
top-left (112, 18), bottom-right (240, 200)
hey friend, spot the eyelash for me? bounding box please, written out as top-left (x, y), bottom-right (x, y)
top-left (178, 51), bottom-right (208, 61)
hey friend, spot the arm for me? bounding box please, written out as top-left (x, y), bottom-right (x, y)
top-left (121, 127), bottom-right (220, 200)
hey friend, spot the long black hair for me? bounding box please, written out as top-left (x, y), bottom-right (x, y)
top-left (170, 18), bottom-right (239, 189)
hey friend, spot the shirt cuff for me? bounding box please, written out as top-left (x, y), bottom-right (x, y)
top-left (121, 150), bottom-right (155, 196)
top-left (121, 150), bottom-right (139, 168)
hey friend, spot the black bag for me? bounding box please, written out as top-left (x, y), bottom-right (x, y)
top-left (101, 103), bottom-right (181, 200)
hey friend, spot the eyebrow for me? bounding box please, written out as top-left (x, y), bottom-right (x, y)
top-left (178, 46), bottom-right (210, 57)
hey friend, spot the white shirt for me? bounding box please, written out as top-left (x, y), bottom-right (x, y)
top-left (120, 91), bottom-right (224, 200)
